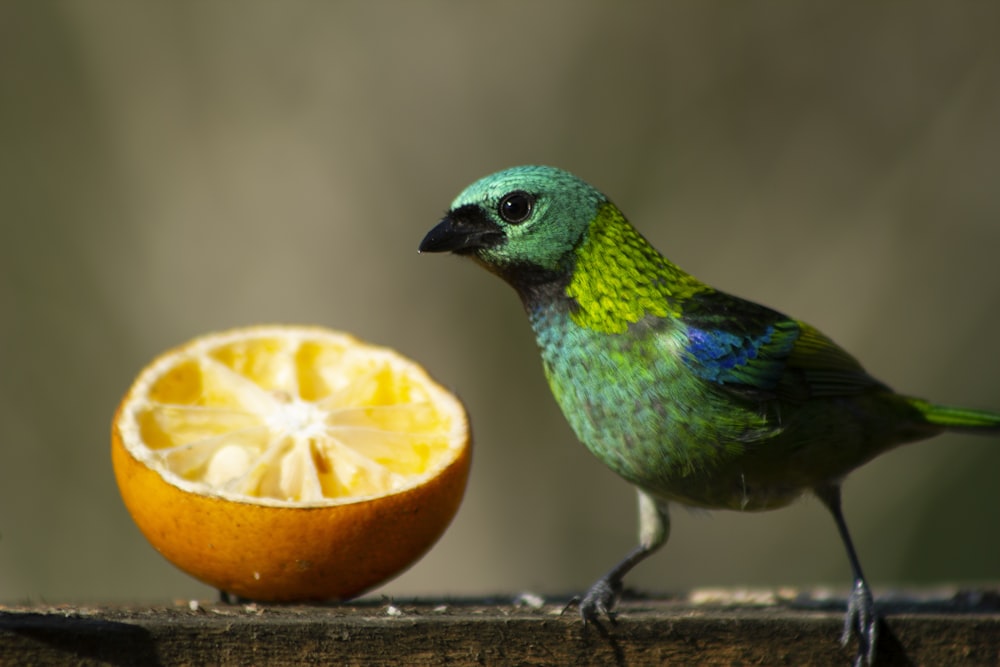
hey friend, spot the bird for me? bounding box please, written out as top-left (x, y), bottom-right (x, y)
top-left (418, 165), bottom-right (1000, 666)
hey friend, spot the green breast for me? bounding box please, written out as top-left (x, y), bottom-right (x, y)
top-left (529, 304), bottom-right (779, 502)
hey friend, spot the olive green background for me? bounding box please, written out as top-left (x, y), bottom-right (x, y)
top-left (2, 1), bottom-right (999, 604)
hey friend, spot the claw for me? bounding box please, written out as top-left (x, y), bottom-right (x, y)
top-left (560, 596), bottom-right (581, 617)
top-left (842, 579), bottom-right (878, 666)
top-left (578, 576), bottom-right (622, 624)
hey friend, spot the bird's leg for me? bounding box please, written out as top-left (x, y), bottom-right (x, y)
top-left (578, 490), bottom-right (670, 623)
top-left (814, 483), bottom-right (878, 667)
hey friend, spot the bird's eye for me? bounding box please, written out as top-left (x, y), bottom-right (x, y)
top-left (498, 191), bottom-right (534, 224)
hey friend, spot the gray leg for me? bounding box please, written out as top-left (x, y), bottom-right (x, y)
top-left (579, 490), bottom-right (670, 622)
top-left (815, 483), bottom-right (878, 667)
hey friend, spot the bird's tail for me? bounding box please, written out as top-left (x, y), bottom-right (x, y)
top-left (910, 398), bottom-right (1000, 434)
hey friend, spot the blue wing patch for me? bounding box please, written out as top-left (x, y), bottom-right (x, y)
top-left (683, 322), bottom-right (798, 390)
top-left (676, 291), bottom-right (883, 398)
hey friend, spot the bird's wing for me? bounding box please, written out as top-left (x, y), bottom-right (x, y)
top-left (676, 290), bottom-right (887, 402)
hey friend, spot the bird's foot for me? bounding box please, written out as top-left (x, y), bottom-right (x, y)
top-left (842, 579), bottom-right (878, 667)
top-left (575, 576), bottom-right (623, 625)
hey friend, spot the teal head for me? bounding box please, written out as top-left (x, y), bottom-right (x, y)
top-left (419, 166), bottom-right (606, 285)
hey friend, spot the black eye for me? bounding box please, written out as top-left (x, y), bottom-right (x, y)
top-left (498, 191), bottom-right (534, 224)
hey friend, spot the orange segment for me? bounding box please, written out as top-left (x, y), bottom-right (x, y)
top-left (112, 325), bottom-right (470, 601)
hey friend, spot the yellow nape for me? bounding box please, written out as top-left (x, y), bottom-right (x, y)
top-left (565, 203), bottom-right (707, 334)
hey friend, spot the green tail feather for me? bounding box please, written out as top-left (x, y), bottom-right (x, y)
top-left (911, 398), bottom-right (1000, 434)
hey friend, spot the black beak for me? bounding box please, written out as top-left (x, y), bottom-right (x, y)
top-left (419, 205), bottom-right (505, 254)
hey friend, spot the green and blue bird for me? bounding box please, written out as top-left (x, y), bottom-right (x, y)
top-left (419, 165), bottom-right (1000, 666)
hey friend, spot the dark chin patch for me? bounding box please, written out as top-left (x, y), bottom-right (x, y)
top-left (494, 260), bottom-right (567, 300)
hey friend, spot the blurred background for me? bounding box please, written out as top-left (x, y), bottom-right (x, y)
top-left (2, 1), bottom-right (999, 604)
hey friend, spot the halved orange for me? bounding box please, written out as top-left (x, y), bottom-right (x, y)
top-left (111, 325), bottom-right (470, 601)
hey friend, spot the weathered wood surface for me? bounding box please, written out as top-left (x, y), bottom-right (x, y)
top-left (2, 589), bottom-right (999, 666)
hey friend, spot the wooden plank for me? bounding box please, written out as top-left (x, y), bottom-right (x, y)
top-left (2, 589), bottom-right (999, 666)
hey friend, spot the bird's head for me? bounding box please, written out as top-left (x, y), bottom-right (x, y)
top-left (419, 166), bottom-right (605, 283)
